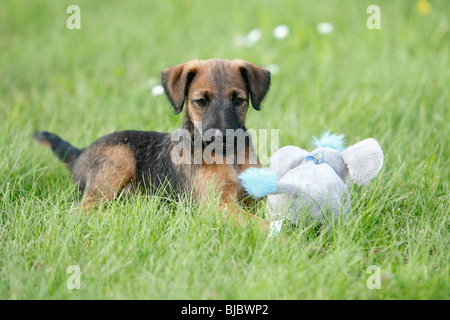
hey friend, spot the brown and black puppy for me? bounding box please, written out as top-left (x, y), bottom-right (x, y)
top-left (34, 59), bottom-right (270, 228)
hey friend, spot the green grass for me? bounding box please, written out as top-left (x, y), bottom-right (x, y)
top-left (0, 0), bottom-right (449, 299)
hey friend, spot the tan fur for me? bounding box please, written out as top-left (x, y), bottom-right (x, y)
top-left (191, 162), bottom-right (268, 231)
top-left (79, 145), bottom-right (136, 209)
top-left (160, 59), bottom-right (271, 230)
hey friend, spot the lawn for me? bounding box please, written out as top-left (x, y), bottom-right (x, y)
top-left (0, 0), bottom-right (448, 300)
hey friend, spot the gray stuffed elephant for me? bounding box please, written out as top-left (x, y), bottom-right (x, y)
top-left (239, 132), bottom-right (384, 236)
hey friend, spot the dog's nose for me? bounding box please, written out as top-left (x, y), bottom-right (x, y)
top-left (214, 129), bottom-right (222, 138)
top-left (211, 129), bottom-right (237, 146)
top-left (221, 129), bottom-right (230, 138)
top-left (213, 129), bottom-right (232, 138)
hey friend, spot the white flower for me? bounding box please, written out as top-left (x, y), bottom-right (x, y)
top-left (234, 28), bottom-right (262, 47)
top-left (266, 64), bottom-right (280, 75)
top-left (151, 85), bottom-right (164, 97)
top-left (273, 25), bottom-right (289, 40)
top-left (233, 34), bottom-right (246, 47)
top-left (245, 28), bottom-right (262, 46)
top-left (317, 22), bottom-right (333, 34)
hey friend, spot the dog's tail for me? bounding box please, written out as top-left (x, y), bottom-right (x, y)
top-left (33, 131), bottom-right (82, 169)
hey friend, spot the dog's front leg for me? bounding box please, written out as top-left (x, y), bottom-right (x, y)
top-left (219, 198), bottom-right (270, 233)
top-left (197, 163), bottom-right (269, 232)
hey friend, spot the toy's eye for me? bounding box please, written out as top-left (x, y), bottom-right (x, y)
top-left (195, 98), bottom-right (208, 107)
top-left (233, 97), bottom-right (245, 106)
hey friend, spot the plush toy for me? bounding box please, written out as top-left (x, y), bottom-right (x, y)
top-left (239, 131), bottom-right (383, 237)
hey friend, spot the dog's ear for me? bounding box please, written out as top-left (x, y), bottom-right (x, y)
top-left (161, 61), bottom-right (199, 114)
top-left (236, 60), bottom-right (271, 110)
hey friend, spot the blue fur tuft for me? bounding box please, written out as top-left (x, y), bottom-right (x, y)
top-left (238, 168), bottom-right (278, 198)
top-left (312, 130), bottom-right (346, 151)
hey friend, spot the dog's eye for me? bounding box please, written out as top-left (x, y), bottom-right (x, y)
top-left (233, 97), bottom-right (245, 106)
top-left (195, 98), bottom-right (208, 107)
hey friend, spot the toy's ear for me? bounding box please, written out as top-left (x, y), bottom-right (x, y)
top-left (269, 146), bottom-right (310, 179)
top-left (342, 138), bottom-right (383, 186)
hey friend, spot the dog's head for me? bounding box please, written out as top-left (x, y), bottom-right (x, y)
top-left (162, 59), bottom-right (270, 139)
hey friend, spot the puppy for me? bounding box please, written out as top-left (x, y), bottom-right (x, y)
top-left (34, 59), bottom-right (271, 228)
